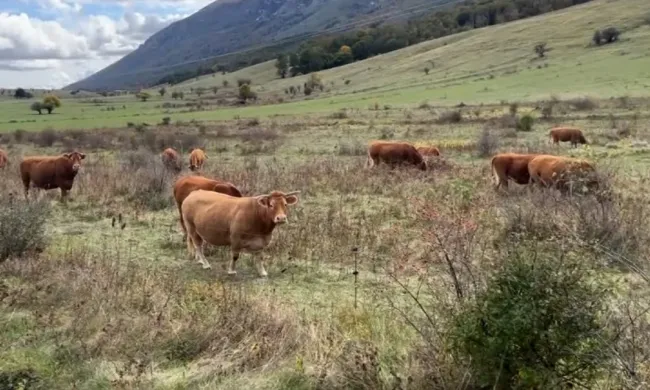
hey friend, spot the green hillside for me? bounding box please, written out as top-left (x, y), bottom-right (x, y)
top-left (2, 0), bottom-right (649, 131)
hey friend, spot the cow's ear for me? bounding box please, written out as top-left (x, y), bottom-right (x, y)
top-left (285, 195), bottom-right (299, 205)
top-left (80, 153), bottom-right (86, 159)
top-left (63, 153), bottom-right (72, 158)
top-left (256, 195), bottom-right (270, 207)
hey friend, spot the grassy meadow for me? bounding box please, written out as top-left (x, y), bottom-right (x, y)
top-left (2, 0), bottom-right (650, 388)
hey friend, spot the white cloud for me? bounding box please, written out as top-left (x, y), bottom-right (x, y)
top-left (0, 12), bottom-right (89, 60)
top-left (0, 9), bottom-right (187, 88)
top-left (38, 0), bottom-right (82, 13)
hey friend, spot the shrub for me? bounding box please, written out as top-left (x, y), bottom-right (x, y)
top-left (424, 67), bottom-right (430, 75)
top-left (34, 128), bottom-right (59, 147)
top-left (128, 160), bottom-right (174, 211)
top-left (337, 140), bottom-right (366, 156)
top-left (593, 30), bottom-right (602, 45)
top-left (0, 197), bottom-right (50, 262)
top-left (568, 97), bottom-right (598, 111)
top-left (534, 42), bottom-right (548, 58)
top-left (516, 114), bottom-right (534, 132)
top-left (509, 103), bottom-right (519, 116)
top-left (437, 110), bottom-right (462, 124)
top-left (450, 254), bottom-right (611, 389)
top-left (601, 27), bottom-right (620, 43)
top-left (238, 84), bottom-right (257, 101)
top-left (304, 85), bottom-right (313, 96)
top-left (476, 127), bottom-right (498, 157)
top-left (237, 78), bottom-right (252, 87)
top-left (541, 103), bottom-right (554, 120)
top-left (329, 109), bottom-right (348, 119)
top-left (344, 79), bottom-right (351, 85)
top-left (161, 117), bottom-right (171, 126)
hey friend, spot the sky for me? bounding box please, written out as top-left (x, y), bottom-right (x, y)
top-left (0, 0), bottom-right (214, 89)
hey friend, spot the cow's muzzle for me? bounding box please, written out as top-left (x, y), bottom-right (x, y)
top-left (274, 215), bottom-right (287, 224)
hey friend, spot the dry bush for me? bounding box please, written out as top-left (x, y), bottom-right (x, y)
top-left (337, 140), bottom-right (366, 156)
top-left (437, 110), bottom-right (462, 124)
top-left (476, 127), bottom-right (499, 157)
top-left (127, 158), bottom-right (175, 211)
top-left (0, 197), bottom-right (49, 262)
top-left (33, 128), bottom-right (61, 147)
top-left (238, 127), bottom-right (281, 142)
top-left (568, 97), bottom-right (599, 111)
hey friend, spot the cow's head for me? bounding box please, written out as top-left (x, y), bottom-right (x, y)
top-left (63, 151), bottom-right (86, 172)
top-left (257, 191), bottom-right (300, 224)
top-left (579, 134), bottom-right (588, 144)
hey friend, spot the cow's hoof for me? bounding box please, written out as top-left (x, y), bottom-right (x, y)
top-left (201, 263), bottom-right (212, 270)
top-left (227, 270), bottom-right (237, 276)
top-left (259, 272), bottom-right (268, 278)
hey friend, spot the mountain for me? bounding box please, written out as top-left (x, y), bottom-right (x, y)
top-left (65, 0), bottom-right (444, 91)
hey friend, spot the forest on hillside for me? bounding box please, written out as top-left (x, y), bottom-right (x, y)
top-left (276, 0), bottom-right (592, 77)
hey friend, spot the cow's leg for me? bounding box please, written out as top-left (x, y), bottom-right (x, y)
top-left (227, 249), bottom-right (240, 275)
top-left (60, 188), bottom-right (69, 202)
top-left (187, 230), bottom-right (211, 269)
top-left (254, 254), bottom-right (268, 277)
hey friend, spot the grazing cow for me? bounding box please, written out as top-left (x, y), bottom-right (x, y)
top-left (181, 189), bottom-right (300, 277)
top-left (491, 153), bottom-right (539, 190)
top-left (189, 148), bottom-right (207, 171)
top-left (0, 149), bottom-right (7, 169)
top-left (161, 148), bottom-right (182, 172)
top-left (416, 146), bottom-right (441, 157)
top-left (366, 141), bottom-right (427, 171)
top-left (20, 151), bottom-right (86, 200)
top-left (528, 154), bottom-right (598, 193)
top-left (172, 175), bottom-right (243, 237)
top-left (549, 127), bottom-right (588, 147)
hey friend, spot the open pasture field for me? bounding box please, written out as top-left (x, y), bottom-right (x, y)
top-left (3, 95), bottom-right (650, 388)
top-left (2, 0), bottom-right (650, 388)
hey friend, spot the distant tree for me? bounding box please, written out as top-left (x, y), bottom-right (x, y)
top-left (289, 53), bottom-right (300, 77)
top-left (136, 92), bottom-right (151, 102)
top-left (275, 54), bottom-right (289, 78)
top-left (339, 45), bottom-right (352, 55)
top-left (238, 84), bottom-right (257, 102)
top-left (195, 87), bottom-right (205, 97)
top-left (237, 78), bottom-right (252, 87)
top-left (159, 87), bottom-right (166, 97)
top-left (171, 91), bottom-right (179, 99)
top-left (212, 86), bottom-right (218, 95)
top-left (424, 67), bottom-right (430, 75)
top-left (601, 27), bottom-right (620, 43)
top-left (31, 102), bottom-right (43, 114)
top-left (179, 91), bottom-right (184, 100)
top-left (534, 42), bottom-right (548, 58)
top-left (222, 80), bottom-right (229, 88)
top-left (304, 85), bottom-right (313, 96)
top-left (14, 88), bottom-right (32, 99)
top-left (42, 95), bottom-right (61, 114)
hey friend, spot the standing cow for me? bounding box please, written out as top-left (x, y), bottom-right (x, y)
top-left (20, 151), bottom-right (86, 200)
top-left (161, 147), bottom-right (182, 172)
top-left (189, 148), bottom-right (207, 172)
top-left (0, 148), bottom-right (7, 169)
top-left (528, 154), bottom-right (598, 194)
top-left (181, 189), bottom-right (300, 277)
top-left (366, 141), bottom-right (427, 171)
top-left (549, 127), bottom-right (588, 148)
top-left (172, 175), bottom-right (242, 238)
top-left (491, 153), bottom-right (539, 190)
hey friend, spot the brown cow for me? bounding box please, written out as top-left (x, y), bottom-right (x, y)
top-left (161, 148), bottom-right (181, 172)
top-left (491, 153), bottom-right (539, 190)
top-left (189, 148), bottom-right (207, 171)
top-left (172, 175), bottom-right (242, 237)
top-left (417, 146), bottom-right (441, 157)
top-left (181, 189), bottom-right (300, 276)
top-left (549, 127), bottom-right (588, 147)
top-left (528, 154), bottom-right (598, 193)
top-left (366, 141), bottom-right (427, 171)
top-left (20, 151), bottom-right (86, 200)
top-left (0, 149), bottom-right (7, 169)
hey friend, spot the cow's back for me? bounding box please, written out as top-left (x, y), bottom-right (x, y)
top-left (369, 141), bottom-right (424, 167)
top-left (21, 157), bottom-right (60, 187)
top-left (174, 176), bottom-right (241, 206)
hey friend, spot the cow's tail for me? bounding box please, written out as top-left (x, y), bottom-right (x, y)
top-left (490, 156), bottom-right (500, 187)
top-left (365, 150), bottom-right (375, 169)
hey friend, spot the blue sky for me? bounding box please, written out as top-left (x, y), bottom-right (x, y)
top-left (0, 0), bottom-right (213, 88)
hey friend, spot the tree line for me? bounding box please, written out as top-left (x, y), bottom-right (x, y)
top-left (276, 0), bottom-right (593, 77)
